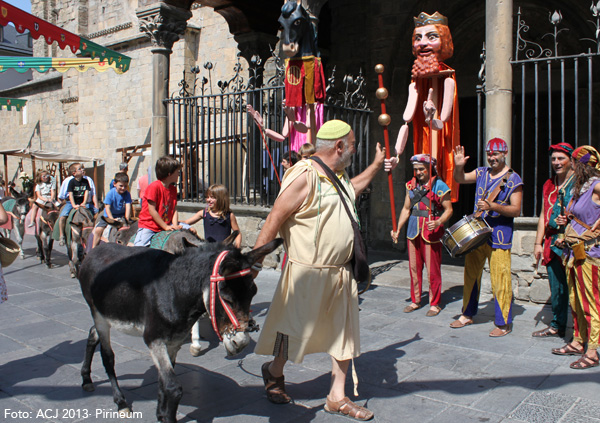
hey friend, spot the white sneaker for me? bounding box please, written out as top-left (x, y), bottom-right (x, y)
top-left (27, 222), bottom-right (35, 228)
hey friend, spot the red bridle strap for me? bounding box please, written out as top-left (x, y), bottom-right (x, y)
top-left (209, 250), bottom-right (252, 340)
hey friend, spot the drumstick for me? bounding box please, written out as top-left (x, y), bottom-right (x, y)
top-left (532, 260), bottom-right (540, 278)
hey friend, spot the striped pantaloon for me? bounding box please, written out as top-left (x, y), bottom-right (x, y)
top-left (462, 243), bottom-right (513, 326)
top-left (566, 257), bottom-right (600, 350)
top-left (407, 237), bottom-right (442, 306)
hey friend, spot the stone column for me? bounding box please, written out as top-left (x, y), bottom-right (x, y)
top-left (137, 3), bottom-right (192, 171)
top-left (485, 0), bottom-right (513, 165)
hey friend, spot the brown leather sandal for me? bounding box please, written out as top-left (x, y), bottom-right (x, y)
top-left (324, 396), bottom-right (374, 421)
top-left (532, 327), bottom-right (565, 338)
top-left (403, 303), bottom-right (421, 313)
top-left (570, 355), bottom-right (599, 369)
top-left (426, 306), bottom-right (442, 317)
top-left (551, 343), bottom-right (584, 356)
top-left (261, 362), bottom-right (291, 404)
top-left (449, 317), bottom-right (473, 328)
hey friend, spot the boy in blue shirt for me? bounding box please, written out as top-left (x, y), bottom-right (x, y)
top-left (91, 172), bottom-right (132, 248)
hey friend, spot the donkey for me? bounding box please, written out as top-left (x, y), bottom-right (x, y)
top-left (1, 190), bottom-right (31, 259)
top-left (34, 204), bottom-right (59, 268)
top-left (94, 216), bottom-right (135, 245)
top-left (78, 238), bottom-right (282, 423)
top-left (64, 207), bottom-right (95, 278)
top-left (115, 220), bottom-right (138, 245)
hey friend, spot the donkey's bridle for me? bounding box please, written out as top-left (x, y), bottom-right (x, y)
top-left (208, 250), bottom-right (256, 340)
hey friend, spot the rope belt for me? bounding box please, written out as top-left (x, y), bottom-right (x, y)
top-left (287, 257), bottom-right (349, 268)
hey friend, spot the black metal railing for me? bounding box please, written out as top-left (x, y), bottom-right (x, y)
top-left (166, 61), bottom-right (372, 208)
top-left (476, 8), bottom-right (600, 217)
top-left (508, 7), bottom-right (600, 216)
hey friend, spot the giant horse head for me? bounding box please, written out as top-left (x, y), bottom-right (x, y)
top-left (278, 0), bottom-right (318, 58)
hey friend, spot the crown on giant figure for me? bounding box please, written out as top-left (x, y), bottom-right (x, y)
top-left (414, 11), bottom-right (448, 27)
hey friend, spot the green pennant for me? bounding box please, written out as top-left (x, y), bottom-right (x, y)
top-left (79, 38), bottom-right (131, 73)
top-left (0, 97), bottom-right (27, 111)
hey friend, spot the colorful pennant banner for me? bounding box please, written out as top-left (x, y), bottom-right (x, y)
top-left (0, 56), bottom-right (128, 74)
top-left (0, 0), bottom-right (131, 73)
top-left (0, 97), bottom-right (27, 111)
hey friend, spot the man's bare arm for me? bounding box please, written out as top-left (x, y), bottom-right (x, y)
top-left (254, 172), bottom-right (309, 251)
top-left (489, 186), bottom-right (523, 218)
top-left (351, 142), bottom-right (385, 197)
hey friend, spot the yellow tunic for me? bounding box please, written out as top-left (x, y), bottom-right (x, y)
top-left (255, 160), bottom-right (360, 363)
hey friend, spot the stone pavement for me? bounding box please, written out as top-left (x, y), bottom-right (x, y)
top-left (1, 237), bottom-right (599, 423)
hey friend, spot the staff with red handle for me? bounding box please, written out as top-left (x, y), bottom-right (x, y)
top-left (375, 64), bottom-right (397, 232)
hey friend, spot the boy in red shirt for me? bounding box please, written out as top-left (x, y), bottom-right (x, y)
top-left (134, 156), bottom-right (182, 246)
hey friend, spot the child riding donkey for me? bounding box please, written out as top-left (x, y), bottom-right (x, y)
top-left (134, 156), bottom-right (183, 247)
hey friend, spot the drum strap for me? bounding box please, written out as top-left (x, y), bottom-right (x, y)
top-left (475, 169), bottom-right (514, 218)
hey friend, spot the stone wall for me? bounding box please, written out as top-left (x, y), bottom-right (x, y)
top-left (0, 1), bottom-right (242, 197)
top-left (511, 218), bottom-right (551, 304)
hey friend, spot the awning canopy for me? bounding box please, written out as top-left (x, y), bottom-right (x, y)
top-left (0, 148), bottom-right (103, 164)
top-left (0, 56), bottom-right (128, 74)
top-left (0, 97), bottom-right (26, 111)
top-left (0, 0), bottom-right (131, 73)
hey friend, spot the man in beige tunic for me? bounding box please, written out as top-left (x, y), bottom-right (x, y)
top-left (253, 120), bottom-right (384, 421)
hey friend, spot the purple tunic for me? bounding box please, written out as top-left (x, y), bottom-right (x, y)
top-left (474, 167), bottom-right (523, 250)
top-left (568, 179), bottom-right (600, 259)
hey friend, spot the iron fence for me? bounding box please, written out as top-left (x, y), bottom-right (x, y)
top-left (165, 67), bottom-right (372, 208)
top-left (509, 7), bottom-right (600, 217)
top-left (477, 7), bottom-right (600, 217)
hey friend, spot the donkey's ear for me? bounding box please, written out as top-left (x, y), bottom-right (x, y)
top-left (222, 230), bottom-right (239, 246)
top-left (181, 237), bottom-right (203, 250)
top-left (245, 238), bottom-right (283, 264)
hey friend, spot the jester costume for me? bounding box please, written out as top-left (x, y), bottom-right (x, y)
top-left (539, 167), bottom-right (575, 334)
top-left (462, 167), bottom-right (523, 326)
top-left (406, 176), bottom-right (449, 307)
top-left (563, 146), bottom-right (600, 354)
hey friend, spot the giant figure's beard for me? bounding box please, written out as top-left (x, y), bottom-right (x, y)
top-left (411, 54), bottom-right (441, 79)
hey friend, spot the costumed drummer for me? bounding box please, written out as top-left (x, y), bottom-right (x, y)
top-left (450, 139), bottom-right (523, 337)
top-left (532, 143), bottom-right (575, 338)
top-left (550, 146), bottom-right (600, 370)
top-left (252, 119), bottom-right (385, 421)
top-left (388, 154), bottom-right (452, 317)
